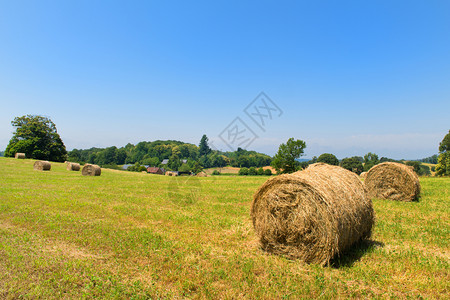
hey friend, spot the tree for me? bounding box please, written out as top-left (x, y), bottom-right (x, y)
top-left (248, 167), bottom-right (257, 175)
top-left (363, 152), bottom-right (379, 171)
top-left (317, 153), bottom-right (339, 165)
top-left (436, 130), bottom-right (450, 176)
top-left (257, 167), bottom-right (264, 175)
top-left (340, 157), bottom-right (364, 175)
top-left (199, 134), bottom-right (211, 157)
top-left (271, 138), bottom-right (306, 174)
top-left (439, 130), bottom-right (450, 153)
top-left (5, 115), bottom-right (67, 162)
top-left (264, 168), bottom-right (272, 176)
top-left (168, 154), bottom-right (181, 171)
top-left (239, 167), bottom-right (249, 175)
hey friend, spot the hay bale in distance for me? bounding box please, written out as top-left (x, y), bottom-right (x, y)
top-left (196, 171), bottom-right (209, 177)
top-left (360, 172), bottom-right (368, 180)
top-left (15, 153), bottom-right (26, 159)
top-left (67, 162), bottom-right (81, 171)
top-left (365, 162), bottom-right (420, 202)
top-left (82, 164), bottom-right (101, 176)
top-left (251, 163), bottom-right (374, 266)
top-left (33, 161), bottom-right (51, 171)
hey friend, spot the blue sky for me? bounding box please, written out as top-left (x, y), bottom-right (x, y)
top-left (1, 1), bottom-right (449, 159)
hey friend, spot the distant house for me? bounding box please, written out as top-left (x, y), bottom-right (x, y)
top-left (147, 167), bottom-right (165, 175)
top-left (161, 159), bottom-right (169, 165)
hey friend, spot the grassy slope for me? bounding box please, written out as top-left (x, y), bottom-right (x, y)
top-left (0, 157), bottom-right (448, 299)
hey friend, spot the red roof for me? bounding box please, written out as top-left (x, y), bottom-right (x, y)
top-left (147, 167), bottom-right (163, 174)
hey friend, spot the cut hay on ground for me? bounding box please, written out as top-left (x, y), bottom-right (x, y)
top-left (165, 171), bottom-right (178, 176)
top-left (33, 161), bottom-right (51, 171)
top-left (82, 164), bottom-right (101, 176)
top-left (251, 163), bottom-right (374, 266)
top-left (360, 172), bottom-right (367, 180)
top-left (365, 162), bottom-right (421, 202)
top-left (15, 153), bottom-right (26, 159)
top-left (67, 162), bottom-right (81, 171)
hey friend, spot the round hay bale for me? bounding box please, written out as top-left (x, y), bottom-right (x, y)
top-left (196, 171), bottom-right (209, 177)
top-left (33, 161), bottom-right (51, 171)
top-left (15, 153), bottom-right (26, 159)
top-left (365, 162), bottom-right (420, 202)
top-left (67, 162), bottom-right (81, 171)
top-left (251, 163), bottom-right (374, 266)
top-left (82, 164), bottom-right (101, 176)
top-left (360, 172), bottom-right (368, 180)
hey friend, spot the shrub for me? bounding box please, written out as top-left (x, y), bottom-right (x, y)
top-left (248, 167), bottom-right (257, 175)
top-left (257, 167), bottom-right (264, 175)
top-left (264, 169), bottom-right (272, 176)
top-left (212, 170), bottom-right (220, 175)
top-left (239, 167), bottom-right (249, 176)
top-left (317, 153), bottom-right (339, 165)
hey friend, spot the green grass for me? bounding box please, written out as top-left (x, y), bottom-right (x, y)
top-left (0, 157), bottom-right (448, 299)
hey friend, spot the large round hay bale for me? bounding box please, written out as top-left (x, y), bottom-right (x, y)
top-left (360, 172), bottom-right (368, 180)
top-left (251, 163), bottom-right (374, 266)
top-left (15, 153), bottom-right (26, 159)
top-left (67, 162), bottom-right (81, 171)
top-left (365, 162), bottom-right (420, 202)
top-left (33, 161), bottom-right (51, 171)
top-left (82, 164), bottom-right (101, 176)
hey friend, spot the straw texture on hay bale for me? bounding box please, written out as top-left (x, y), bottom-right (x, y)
top-left (365, 162), bottom-right (420, 202)
top-left (360, 172), bottom-right (368, 180)
top-left (251, 163), bottom-right (374, 266)
top-left (33, 161), bottom-right (51, 171)
top-left (82, 164), bottom-right (101, 176)
top-left (67, 162), bottom-right (81, 171)
top-left (15, 153), bottom-right (26, 159)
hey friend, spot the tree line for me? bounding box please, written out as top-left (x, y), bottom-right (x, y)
top-left (67, 135), bottom-right (272, 172)
top-left (3, 115), bottom-right (448, 177)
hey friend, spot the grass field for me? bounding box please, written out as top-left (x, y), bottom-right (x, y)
top-left (0, 157), bottom-right (448, 299)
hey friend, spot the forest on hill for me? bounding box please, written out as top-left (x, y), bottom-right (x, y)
top-left (67, 136), bottom-right (272, 172)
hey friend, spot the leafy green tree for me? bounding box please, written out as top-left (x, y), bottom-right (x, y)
top-left (436, 130), bottom-right (450, 176)
top-left (271, 138), bottom-right (306, 174)
top-left (264, 168), bottom-right (272, 176)
top-left (199, 134), bottom-right (211, 157)
top-left (340, 157), bottom-right (364, 175)
top-left (257, 167), bottom-right (264, 175)
top-left (248, 167), bottom-right (257, 175)
top-left (178, 163), bottom-right (191, 173)
top-left (5, 115), bottom-right (67, 162)
top-left (436, 153), bottom-right (450, 176)
top-left (363, 152), bottom-right (380, 171)
top-left (191, 161), bottom-right (203, 174)
top-left (239, 167), bottom-right (249, 175)
top-left (168, 154), bottom-right (181, 171)
top-left (317, 153), bottom-right (339, 165)
top-left (405, 161), bottom-right (430, 176)
top-left (439, 130), bottom-right (450, 153)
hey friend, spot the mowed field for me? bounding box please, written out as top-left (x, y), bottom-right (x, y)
top-left (0, 157), bottom-right (448, 299)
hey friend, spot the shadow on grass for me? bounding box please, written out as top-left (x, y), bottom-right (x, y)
top-left (330, 239), bottom-right (384, 268)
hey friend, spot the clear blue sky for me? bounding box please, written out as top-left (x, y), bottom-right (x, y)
top-left (1, 1), bottom-right (449, 159)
